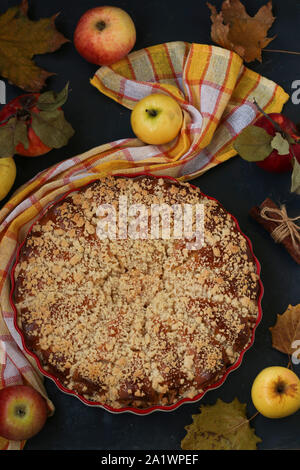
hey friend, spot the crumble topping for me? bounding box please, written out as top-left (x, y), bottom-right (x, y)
top-left (14, 176), bottom-right (260, 408)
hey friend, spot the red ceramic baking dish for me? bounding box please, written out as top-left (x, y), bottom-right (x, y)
top-left (9, 174), bottom-right (264, 415)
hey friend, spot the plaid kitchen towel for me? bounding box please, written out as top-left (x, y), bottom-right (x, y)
top-left (0, 42), bottom-right (288, 449)
top-left (91, 42), bottom-right (288, 177)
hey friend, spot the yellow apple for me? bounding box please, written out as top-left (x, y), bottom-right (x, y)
top-left (0, 157), bottom-right (16, 202)
top-left (130, 93), bottom-right (183, 145)
top-left (251, 366), bottom-right (300, 419)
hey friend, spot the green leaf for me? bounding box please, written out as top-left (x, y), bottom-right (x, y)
top-left (233, 125), bottom-right (273, 162)
top-left (291, 158), bottom-right (300, 195)
top-left (181, 398), bottom-right (261, 450)
top-left (0, 116), bottom-right (28, 157)
top-left (37, 82), bottom-right (70, 112)
top-left (14, 119), bottom-right (29, 150)
top-left (271, 132), bottom-right (290, 155)
top-left (31, 109), bottom-right (74, 149)
top-left (287, 135), bottom-right (296, 145)
top-left (0, 117), bottom-right (16, 157)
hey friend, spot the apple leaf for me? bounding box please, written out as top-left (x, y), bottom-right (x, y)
top-left (0, 116), bottom-right (28, 157)
top-left (233, 125), bottom-right (273, 161)
top-left (291, 157), bottom-right (300, 195)
top-left (181, 398), bottom-right (261, 450)
top-left (207, 0), bottom-right (276, 63)
top-left (0, 0), bottom-right (69, 92)
top-left (270, 304), bottom-right (300, 359)
top-left (31, 109), bottom-right (74, 149)
top-left (14, 117), bottom-right (29, 149)
top-left (271, 133), bottom-right (290, 155)
top-left (37, 82), bottom-right (70, 112)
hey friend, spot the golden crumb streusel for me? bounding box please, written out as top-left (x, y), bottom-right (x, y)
top-left (13, 176), bottom-right (260, 408)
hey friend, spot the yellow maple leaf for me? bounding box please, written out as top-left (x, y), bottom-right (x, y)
top-left (181, 398), bottom-right (261, 450)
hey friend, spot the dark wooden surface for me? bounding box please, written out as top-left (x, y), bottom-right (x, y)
top-left (1, 0), bottom-right (299, 450)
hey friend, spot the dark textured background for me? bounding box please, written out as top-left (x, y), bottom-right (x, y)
top-left (1, 0), bottom-right (299, 450)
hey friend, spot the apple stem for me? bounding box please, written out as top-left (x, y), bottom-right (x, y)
top-left (15, 406), bottom-right (26, 417)
top-left (287, 356), bottom-right (293, 371)
top-left (96, 20), bottom-right (106, 32)
top-left (253, 100), bottom-right (286, 135)
top-left (276, 382), bottom-right (285, 394)
top-left (146, 109), bottom-right (157, 117)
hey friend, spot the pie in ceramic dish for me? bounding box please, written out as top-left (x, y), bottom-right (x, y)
top-left (12, 176), bottom-right (262, 410)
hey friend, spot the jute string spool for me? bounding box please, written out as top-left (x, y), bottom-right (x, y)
top-left (260, 205), bottom-right (300, 252)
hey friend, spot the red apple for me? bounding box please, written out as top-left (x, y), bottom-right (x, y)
top-left (0, 385), bottom-right (48, 441)
top-left (254, 113), bottom-right (300, 173)
top-left (0, 94), bottom-right (51, 157)
top-left (74, 6), bottom-right (136, 66)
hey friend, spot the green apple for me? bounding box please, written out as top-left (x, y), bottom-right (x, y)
top-left (131, 93), bottom-right (183, 145)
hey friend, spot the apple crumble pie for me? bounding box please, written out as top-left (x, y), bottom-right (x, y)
top-left (13, 176), bottom-right (260, 409)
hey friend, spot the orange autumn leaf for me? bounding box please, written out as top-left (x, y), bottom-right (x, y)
top-left (207, 0), bottom-right (276, 62)
top-left (270, 304), bottom-right (300, 358)
top-left (0, 0), bottom-right (69, 92)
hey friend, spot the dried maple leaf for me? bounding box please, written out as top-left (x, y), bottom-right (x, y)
top-left (181, 398), bottom-right (261, 450)
top-left (207, 0), bottom-right (276, 62)
top-left (270, 304), bottom-right (300, 359)
top-left (0, 0), bottom-right (69, 92)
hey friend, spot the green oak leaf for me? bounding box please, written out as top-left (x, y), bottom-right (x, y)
top-left (31, 109), bottom-right (75, 149)
top-left (181, 398), bottom-right (261, 450)
top-left (233, 125), bottom-right (273, 162)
